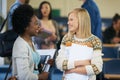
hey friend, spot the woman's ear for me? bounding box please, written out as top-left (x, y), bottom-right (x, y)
top-left (25, 26), bottom-right (29, 31)
top-left (24, 25), bottom-right (30, 32)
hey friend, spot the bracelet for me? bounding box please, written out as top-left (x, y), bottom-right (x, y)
top-left (91, 64), bottom-right (100, 75)
top-left (38, 74), bottom-right (41, 80)
top-left (62, 60), bottom-right (68, 70)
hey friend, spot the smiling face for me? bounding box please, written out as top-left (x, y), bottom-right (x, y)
top-left (67, 12), bottom-right (79, 33)
top-left (26, 15), bottom-right (41, 36)
top-left (67, 8), bottom-right (92, 38)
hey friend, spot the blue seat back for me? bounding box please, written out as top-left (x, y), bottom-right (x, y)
top-left (103, 59), bottom-right (120, 74)
top-left (102, 47), bottom-right (118, 58)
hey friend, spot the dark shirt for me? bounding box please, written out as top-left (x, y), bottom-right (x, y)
top-left (103, 26), bottom-right (120, 43)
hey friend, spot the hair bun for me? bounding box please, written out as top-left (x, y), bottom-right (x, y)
top-left (112, 13), bottom-right (120, 22)
top-left (114, 13), bottom-right (119, 17)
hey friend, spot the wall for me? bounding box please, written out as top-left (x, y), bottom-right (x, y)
top-left (5, 0), bottom-right (120, 18)
top-left (29, 0), bottom-right (120, 18)
top-left (95, 0), bottom-right (120, 18)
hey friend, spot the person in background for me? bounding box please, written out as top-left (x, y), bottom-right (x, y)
top-left (103, 13), bottom-right (120, 44)
top-left (33, 1), bottom-right (60, 49)
top-left (81, 0), bottom-right (102, 40)
top-left (33, 1), bottom-right (61, 80)
top-left (8, 0), bottom-right (30, 30)
top-left (12, 4), bottom-right (49, 80)
top-left (56, 8), bottom-right (103, 80)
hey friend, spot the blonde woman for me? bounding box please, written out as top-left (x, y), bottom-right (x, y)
top-left (56, 8), bottom-right (103, 80)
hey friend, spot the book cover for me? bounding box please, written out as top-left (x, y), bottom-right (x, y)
top-left (38, 29), bottom-right (52, 39)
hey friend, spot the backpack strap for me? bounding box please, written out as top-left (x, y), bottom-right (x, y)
top-left (0, 13), bottom-right (9, 32)
top-left (4, 60), bottom-right (12, 80)
top-left (0, 2), bottom-right (21, 32)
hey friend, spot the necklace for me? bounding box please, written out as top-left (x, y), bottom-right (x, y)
top-left (72, 35), bottom-right (94, 47)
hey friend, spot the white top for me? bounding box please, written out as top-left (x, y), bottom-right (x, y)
top-left (65, 43), bottom-right (93, 80)
top-left (12, 36), bottom-right (38, 80)
top-left (56, 34), bottom-right (103, 80)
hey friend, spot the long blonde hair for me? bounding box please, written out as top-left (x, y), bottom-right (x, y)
top-left (68, 8), bottom-right (92, 38)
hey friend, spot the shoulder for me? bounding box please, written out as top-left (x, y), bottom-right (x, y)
top-left (104, 26), bottom-right (114, 33)
top-left (14, 36), bottom-right (27, 46)
top-left (61, 34), bottom-right (68, 45)
top-left (52, 20), bottom-right (59, 26)
top-left (106, 26), bottom-right (113, 31)
top-left (51, 19), bottom-right (60, 31)
top-left (13, 36), bottom-right (29, 57)
top-left (61, 33), bottom-right (73, 45)
top-left (91, 35), bottom-right (102, 50)
top-left (52, 20), bottom-right (57, 23)
top-left (10, 2), bottom-right (21, 13)
top-left (82, 0), bottom-right (99, 13)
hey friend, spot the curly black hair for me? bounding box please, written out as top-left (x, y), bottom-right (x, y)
top-left (38, 1), bottom-right (52, 19)
top-left (12, 4), bottom-right (34, 35)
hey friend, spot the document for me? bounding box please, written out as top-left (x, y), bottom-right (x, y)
top-left (65, 43), bottom-right (93, 80)
top-left (37, 49), bottom-right (56, 72)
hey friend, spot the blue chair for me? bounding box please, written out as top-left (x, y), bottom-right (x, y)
top-left (50, 66), bottom-right (63, 80)
top-left (103, 59), bottom-right (120, 79)
top-left (102, 46), bottom-right (118, 59)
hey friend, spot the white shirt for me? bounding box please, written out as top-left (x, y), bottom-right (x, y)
top-left (12, 36), bottom-right (38, 80)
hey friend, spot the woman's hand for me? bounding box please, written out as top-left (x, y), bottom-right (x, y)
top-left (75, 60), bottom-right (91, 67)
top-left (112, 37), bottom-right (120, 43)
top-left (47, 33), bottom-right (57, 41)
top-left (38, 26), bottom-right (44, 33)
top-left (65, 66), bottom-right (87, 75)
top-left (65, 69), bottom-right (73, 74)
top-left (47, 59), bottom-right (54, 66)
top-left (38, 72), bottom-right (49, 80)
top-left (8, 76), bottom-right (17, 80)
